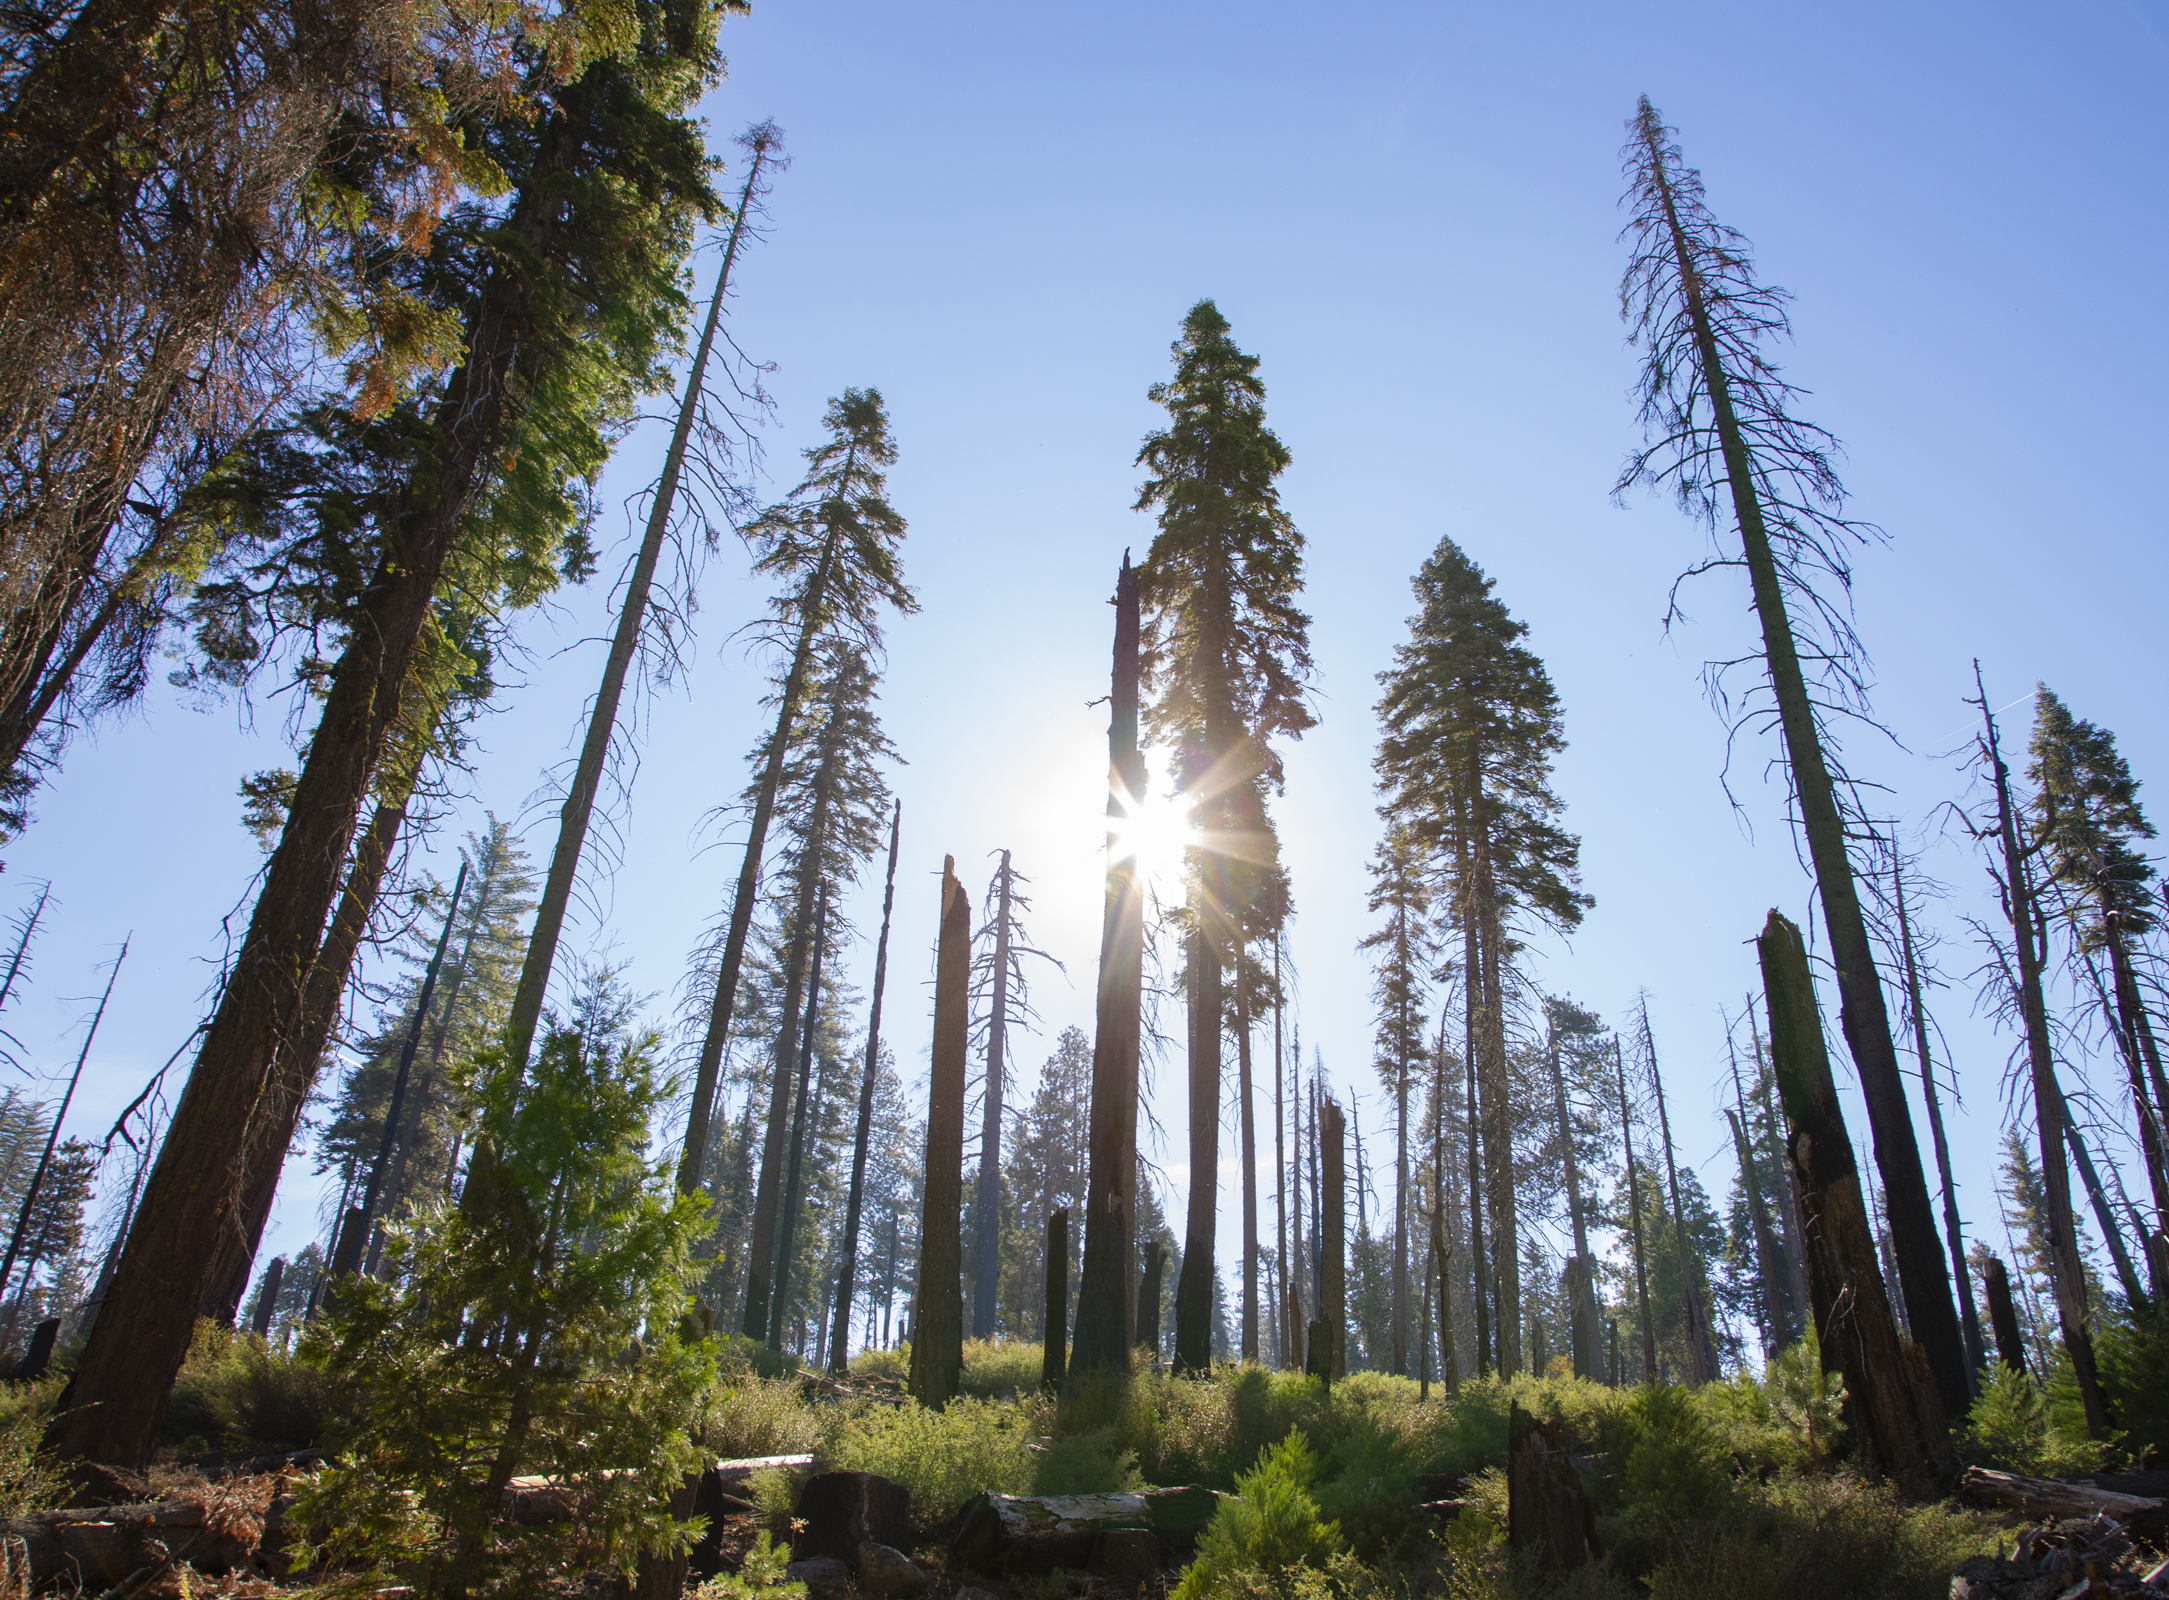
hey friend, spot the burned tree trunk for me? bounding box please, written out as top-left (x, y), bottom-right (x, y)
top-left (1982, 1256), bottom-right (2028, 1374)
top-left (974, 851), bottom-right (1015, 1339)
top-left (909, 858), bottom-right (971, 1407)
top-left (1042, 1209), bottom-right (1068, 1392)
top-left (1067, 556), bottom-right (1144, 1396)
top-left (828, 801), bottom-right (900, 1374)
top-left (1643, 1006), bottom-right (1711, 1385)
top-left (1508, 1409), bottom-right (1599, 1571)
top-left (1757, 909), bottom-right (1949, 1488)
top-left (1135, 1243), bottom-right (1164, 1356)
top-left (1317, 1096), bottom-right (1346, 1380)
top-left (1173, 921), bottom-right (1222, 1376)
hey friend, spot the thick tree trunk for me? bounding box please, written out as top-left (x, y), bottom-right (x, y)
top-left (1642, 121), bottom-right (1969, 1420)
top-left (42, 64), bottom-right (596, 1452)
top-left (975, 852), bottom-right (1014, 1338)
top-left (1758, 909), bottom-right (1950, 1488)
top-left (1982, 1255), bottom-right (2028, 1373)
top-left (1041, 1209), bottom-right (1068, 1392)
top-left (768, 887), bottom-right (829, 1349)
top-left (1067, 557), bottom-right (1143, 1395)
top-left (1894, 862), bottom-right (1987, 1380)
top-left (1615, 1037), bottom-right (1657, 1383)
top-left (1978, 678), bottom-right (2110, 1436)
top-left (909, 858), bottom-right (970, 1407)
top-left (1136, 1242), bottom-right (1164, 1354)
top-left (1173, 922), bottom-right (1220, 1375)
top-left (828, 802), bottom-right (899, 1374)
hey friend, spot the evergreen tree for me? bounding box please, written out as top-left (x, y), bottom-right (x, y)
top-left (54, 0), bottom-right (735, 1466)
top-left (2029, 685), bottom-right (2169, 1279)
top-left (1360, 827), bottom-right (1430, 1374)
top-left (1134, 300), bottom-right (1314, 1373)
top-left (1617, 97), bottom-right (1968, 1416)
top-left (679, 389), bottom-right (916, 1201)
top-left (1373, 535), bottom-right (1587, 1374)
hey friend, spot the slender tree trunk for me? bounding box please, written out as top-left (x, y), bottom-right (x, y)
top-left (909, 858), bottom-right (970, 1407)
top-left (1893, 858), bottom-right (1988, 1380)
top-left (2052, 1076), bottom-right (2148, 1310)
top-left (1237, 950), bottom-right (1257, 1363)
top-left (1548, 1024), bottom-right (1602, 1379)
top-left (1474, 830), bottom-right (1517, 1375)
top-left (2101, 930), bottom-right (2169, 1281)
top-left (975, 851), bottom-right (1013, 1338)
top-left (1749, 1011), bottom-right (1814, 1322)
top-left (1615, 1037), bottom-right (1656, 1384)
top-left (1067, 555), bottom-right (1143, 1395)
top-left (1977, 672), bottom-right (2110, 1436)
top-left (1638, 117), bottom-right (1969, 1419)
top-left (677, 527), bottom-right (847, 1198)
top-left (768, 887), bottom-right (828, 1350)
top-left (1391, 909), bottom-right (1409, 1375)
top-left (1041, 1208), bottom-right (1068, 1392)
top-left (1174, 920), bottom-right (1221, 1374)
top-left (1725, 1077), bottom-right (1790, 1356)
top-left (1136, 1242), bottom-right (1164, 1353)
top-left (739, 759), bottom-right (836, 1339)
top-left (1644, 1008), bottom-right (1711, 1384)
top-left (1757, 909), bottom-right (1950, 1486)
top-left (1274, 937), bottom-right (1289, 1369)
top-left (1318, 1097), bottom-right (1346, 1380)
top-left (1465, 1032), bottom-right (1492, 1379)
top-left (507, 137), bottom-right (777, 1079)
top-left (828, 801), bottom-right (899, 1373)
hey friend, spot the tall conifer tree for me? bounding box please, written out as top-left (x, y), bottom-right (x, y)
top-left (1133, 301), bottom-right (1313, 1373)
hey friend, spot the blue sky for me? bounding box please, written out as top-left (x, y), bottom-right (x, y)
top-left (6, 0), bottom-right (2169, 1349)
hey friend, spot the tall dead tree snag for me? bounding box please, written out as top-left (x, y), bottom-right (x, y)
top-left (1066, 556), bottom-right (1145, 1398)
top-left (1981, 1256), bottom-right (2028, 1374)
top-left (1312, 1096), bottom-right (1346, 1381)
top-left (1757, 910), bottom-right (1949, 1488)
top-left (1618, 99), bottom-right (1970, 1419)
top-left (1973, 670), bottom-right (2110, 1436)
top-left (910, 857), bottom-right (971, 1408)
top-left (974, 851), bottom-right (1015, 1337)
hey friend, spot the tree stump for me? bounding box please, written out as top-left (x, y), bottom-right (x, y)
top-left (950, 1487), bottom-right (1223, 1575)
top-left (1506, 1409), bottom-right (1598, 1571)
top-left (792, 1471), bottom-right (913, 1566)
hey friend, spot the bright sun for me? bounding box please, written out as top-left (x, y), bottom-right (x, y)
top-left (1105, 773), bottom-right (1197, 898)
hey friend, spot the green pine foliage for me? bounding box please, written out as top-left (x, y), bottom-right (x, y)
top-left (1173, 1431), bottom-right (1344, 1600)
top-left (295, 974), bottom-right (715, 1597)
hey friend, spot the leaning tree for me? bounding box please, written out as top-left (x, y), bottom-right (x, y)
top-left (1616, 98), bottom-right (1968, 1415)
top-left (1133, 300), bottom-right (1315, 1374)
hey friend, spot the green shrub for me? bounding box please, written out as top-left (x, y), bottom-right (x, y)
top-left (690, 1531), bottom-right (805, 1598)
top-left (1643, 1474), bottom-right (2000, 1600)
top-left (702, 1375), bottom-right (823, 1460)
top-left (1033, 1427), bottom-right (1140, 1494)
top-left (1311, 1418), bottom-right (1418, 1560)
top-left (2096, 1304), bottom-right (2169, 1467)
top-left (848, 1344), bottom-right (908, 1383)
top-left (823, 1395), bottom-right (1038, 1532)
top-left (0, 1384), bottom-right (62, 1519)
top-left (162, 1320), bottom-right (345, 1455)
top-left (744, 1465), bottom-right (800, 1536)
top-left (959, 1338), bottom-right (1044, 1398)
top-left (1620, 1385), bottom-right (1726, 1516)
top-left (1172, 1431), bottom-right (1345, 1600)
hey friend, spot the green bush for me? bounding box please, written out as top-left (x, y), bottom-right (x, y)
top-left (2096, 1304), bottom-right (2169, 1467)
top-left (1033, 1427), bottom-right (1141, 1494)
top-left (823, 1395), bottom-right (1039, 1532)
top-left (959, 1338), bottom-right (1044, 1398)
top-left (162, 1320), bottom-right (345, 1455)
top-left (1643, 1474), bottom-right (2000, 1600)
top-left (689, 1531), bottom-right (805, 1599)
top-left (1620, 1385), bottom-right (1727, 1516)
top-left (0, 1382), bottom-right (62, 1519)
top-left (1172, 1431), bottom-right (1345, 1600)
top-left (848, 1343), bottom-right (908, 1383)
top-left (1311, 1418), bottom-right (1418, 1561)
top-left (702, 1375), bottom-right (822, 1460)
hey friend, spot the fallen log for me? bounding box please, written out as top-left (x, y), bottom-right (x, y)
top-left (6, 1495), bottom-right (273, 1590)
top-left (950, 1487), bottom-right (1224, 1575)
top-left (500, 1454), bottom-right (817, 1524)
top-left (1959, 1468), bottom-right (2168, 1539)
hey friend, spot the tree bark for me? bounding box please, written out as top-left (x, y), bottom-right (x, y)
top-left (1893, 858), bottom-right (1987, 1379)
top-left (908, 858), bottom-right (970, 1407)
top-left (767, 886), bottom-right (828, 1350)
top-left (1173, 919), bottom-right (1220, 1375)
top-left (1391, 912), bottom-right (1409, 1376)
top-left (1640, 116), bottom-right (1969, 1420)
top-left (1067, 556), bottom-right (1143, 1395)
top-left (1236, 951), bottom-right (1257, 1363)
top-left (1615, 1037), bottom-right (1656, 1384)
top-left (1977, 673), bottom-right (2110, 1436)
top-left (1041, 1208), bottom-right (1068, 1392)
top-left (1273, 937), bottom-right (1289, 1369)
top-left (1465, 1033), bottom-right (1492, 1378)
top-left (1548, 1022), bottom-right (1602, 1378)
top-left (1981, 1255), bottom-right (2027, 1374)
top-left (1318, 1096), bottom-right (1345, 1380)
top-left (1758, 909), bottom-right (1950, 1488)
top-left (828, 801), bottom-right (899, 1374)
top-left (1135, 1243), bottom-right (1163, 1354)
top-left (974, 851), bottom-right (1014, 1338)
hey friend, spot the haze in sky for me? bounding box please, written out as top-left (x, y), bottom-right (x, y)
top-left (6, 0), bottom-right (2166, 1353)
